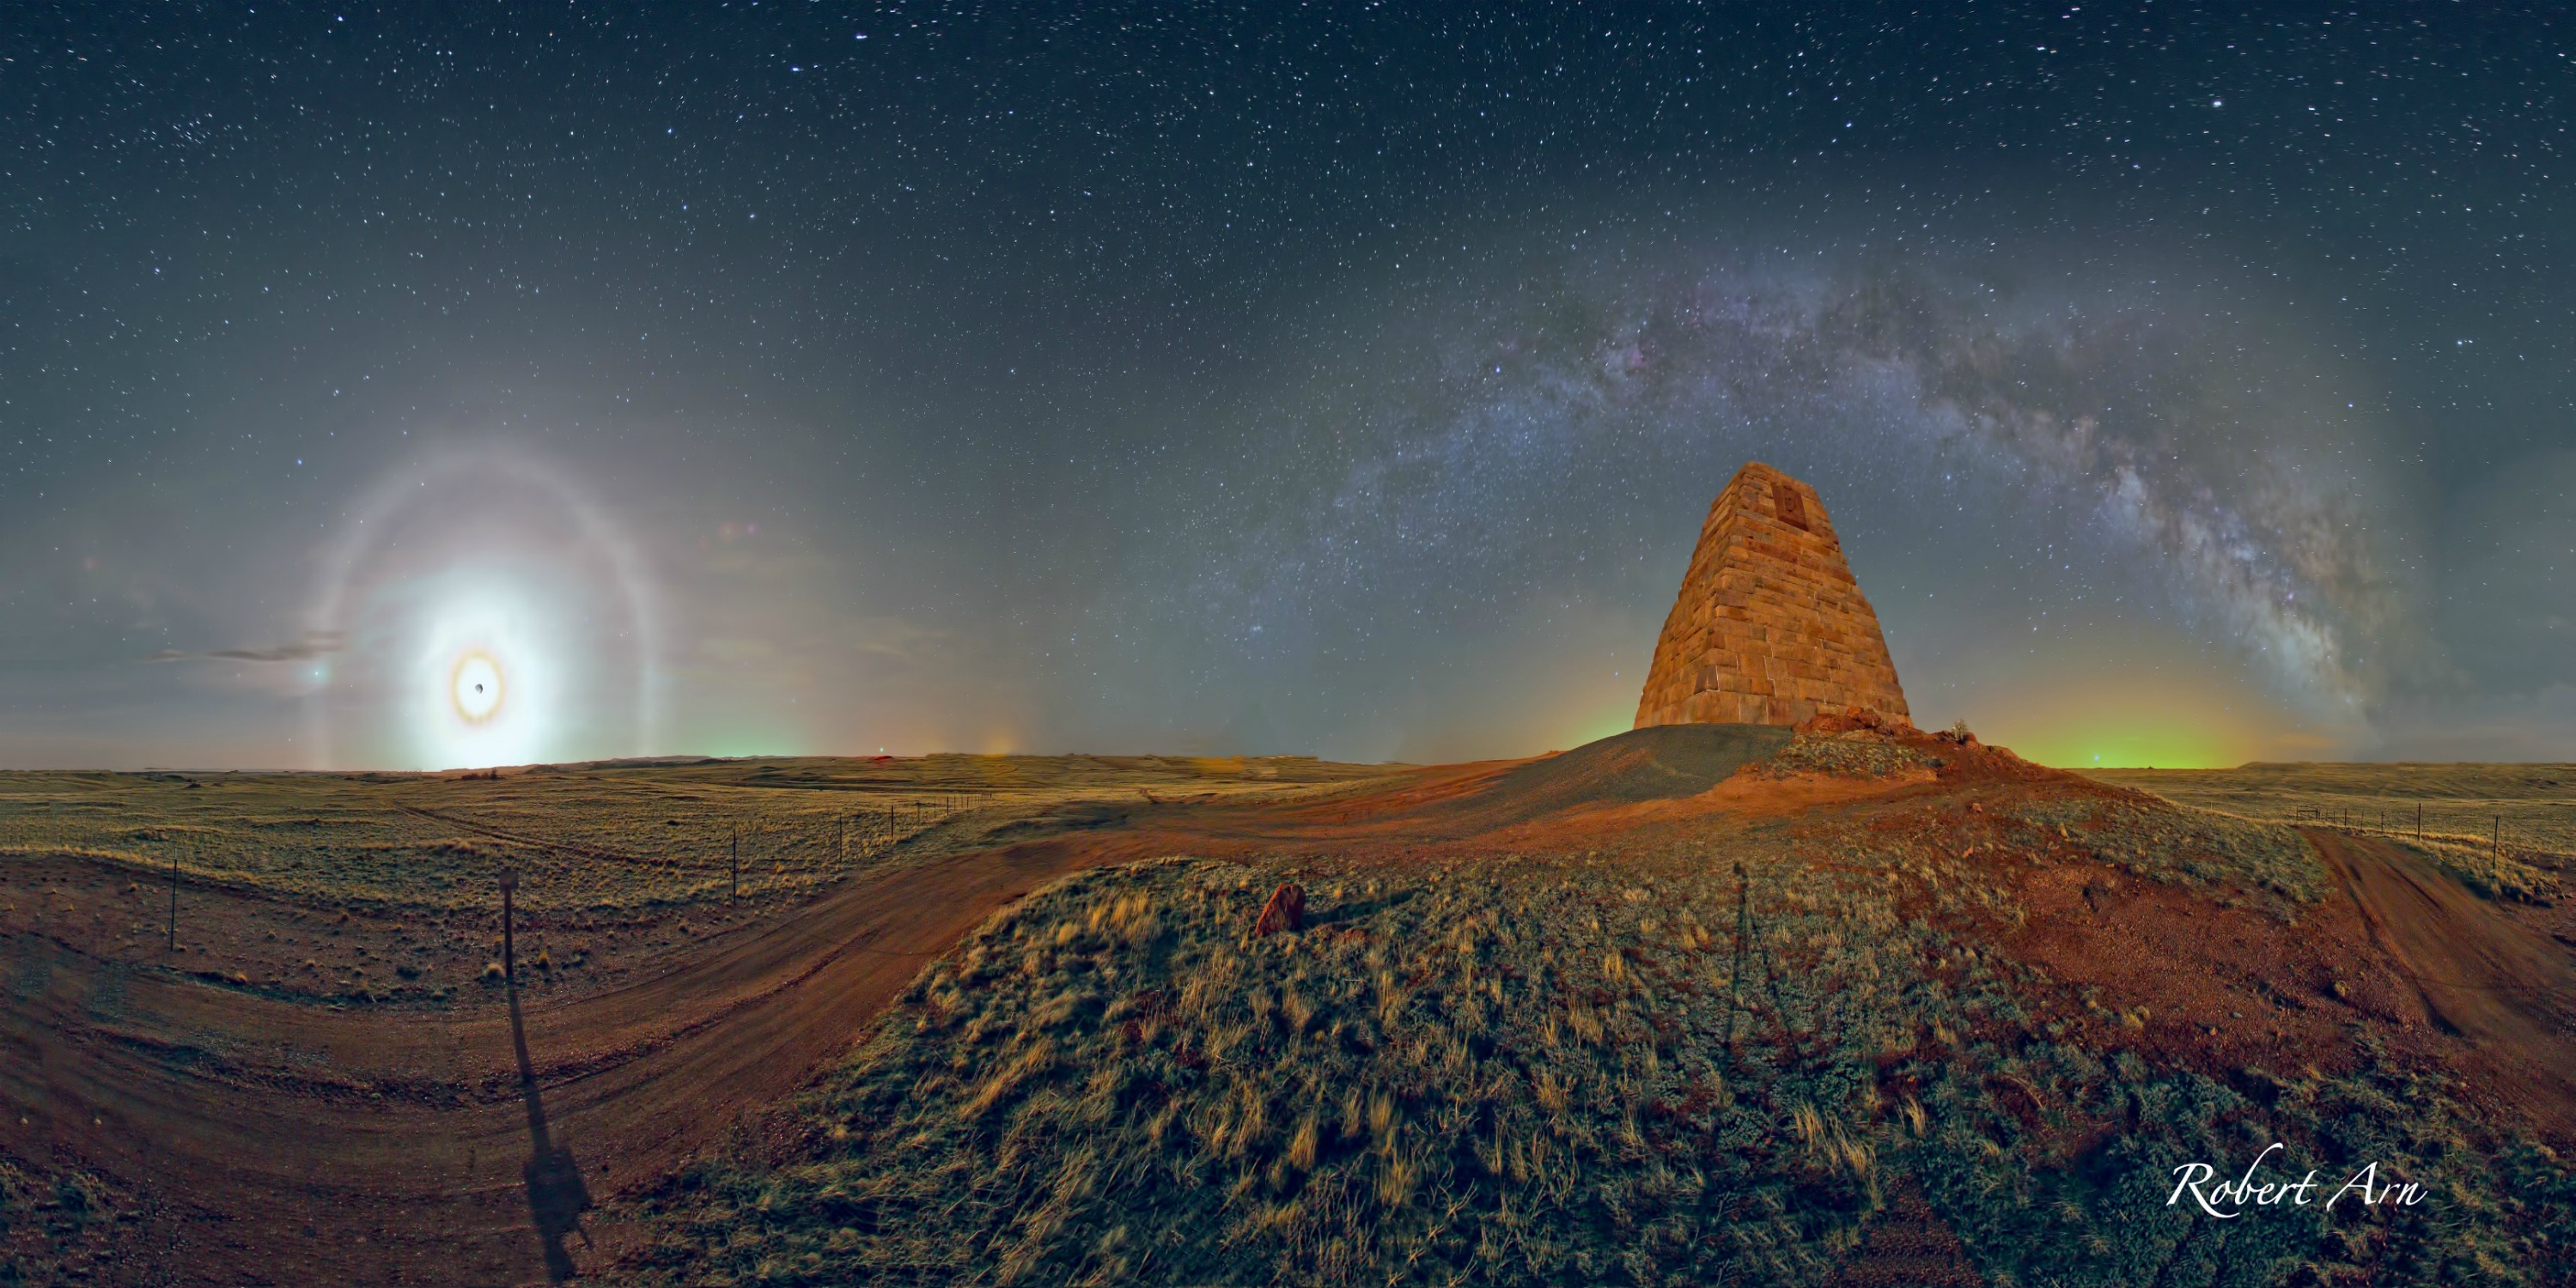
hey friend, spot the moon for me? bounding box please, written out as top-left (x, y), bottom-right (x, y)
top-left (450, 651), bottom-right (504, 725)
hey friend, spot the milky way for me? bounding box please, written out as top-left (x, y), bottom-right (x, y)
top-left (1078, 238), bottom-right (2420, 759)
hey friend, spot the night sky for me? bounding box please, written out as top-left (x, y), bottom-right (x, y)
top-left (6, 3), bottom-right (2573, 770)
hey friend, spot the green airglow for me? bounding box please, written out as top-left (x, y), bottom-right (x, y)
top-left (2015, 720), bottom-right (2240, 770)
top-left (1566, 703), bottom-right (1640, 750)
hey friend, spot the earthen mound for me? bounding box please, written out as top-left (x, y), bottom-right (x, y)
top-left (1481, 723), bottom-right (1793, 817)
top-left (1793, 704), bottom-right (1914, 737)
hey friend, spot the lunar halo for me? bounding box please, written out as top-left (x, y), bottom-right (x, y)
top-left (303, 446), bottom-right (663, 770)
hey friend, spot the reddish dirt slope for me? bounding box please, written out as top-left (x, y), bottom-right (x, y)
top-left (2003, 820), bottom-right (2576, 1136)
top-left (2309, 829), bottom-right (2576, 1121)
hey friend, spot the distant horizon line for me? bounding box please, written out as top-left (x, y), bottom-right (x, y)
top-left (3, 748), bottom-right (2570, 775)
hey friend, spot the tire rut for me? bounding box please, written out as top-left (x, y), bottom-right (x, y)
top-left (2304, 827), bottom-right (2576, 1125)
top-left (0, 835), bottom-right (1121, 1285)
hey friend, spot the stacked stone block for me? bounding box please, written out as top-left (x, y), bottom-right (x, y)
top-left (1634, 462), bottom-right (1910, 729)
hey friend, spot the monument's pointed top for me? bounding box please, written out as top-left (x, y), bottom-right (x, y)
top-left (1635, 465), bottom-right (1908, 728)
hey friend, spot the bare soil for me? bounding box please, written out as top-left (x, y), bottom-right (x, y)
top-left (2001, 821), bottom-right (2576, 1136)
top-left (2310, 829), bottom-right (2576, 1122)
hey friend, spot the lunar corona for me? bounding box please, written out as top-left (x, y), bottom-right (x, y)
top-left (450, 651), bottom-right (504, 725)
top-left (304, 446), bottom-right (663, 770)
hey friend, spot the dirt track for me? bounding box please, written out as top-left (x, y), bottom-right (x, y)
top-left (2305, 828), bottom-right (2576, 1121)
top-left (0, 831), bottom-right (1166, 1285)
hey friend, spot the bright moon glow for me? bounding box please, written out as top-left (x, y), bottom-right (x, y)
top-left (450, 652), bottom-right (504, 724)
top-left (307, 446), bottom-right (662, 770)
top-left (411, 572), bottom-right (561, 768)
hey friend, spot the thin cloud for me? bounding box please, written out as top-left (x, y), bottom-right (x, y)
top-left (147, 629), bottom-right (346, 664)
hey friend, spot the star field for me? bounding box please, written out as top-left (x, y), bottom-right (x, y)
top-left (4, 3), bottom-right (2573, 766)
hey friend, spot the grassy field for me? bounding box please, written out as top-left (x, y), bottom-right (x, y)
top-left (0, 754), bottom-right (1399, 1012)
top-left (0, 754), bottom-right (1388, 917)
top-left (9, 742), bottom-right (2573, 1285)
top-left (0, 1157), bottom-right (123, 1285)
top-left (624, 742), bottom-right (2575, 1286)
top-left (2089, 762), bottom-right (2573, 902)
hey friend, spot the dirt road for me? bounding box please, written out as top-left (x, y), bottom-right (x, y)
top-left (2305, 828), bottom-right (2576, 1121)
top-left (0, 832), bottom-right (1157, 1285)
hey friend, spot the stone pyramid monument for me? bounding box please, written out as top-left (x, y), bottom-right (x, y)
top-left (1635, 462), bottom-right (1909, 728)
